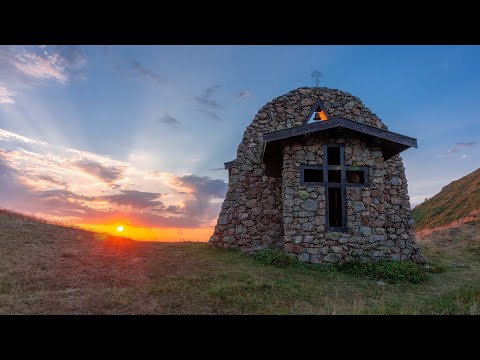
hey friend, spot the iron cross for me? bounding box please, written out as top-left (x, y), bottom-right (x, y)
top-left (311, 70), bottom-right (322, 87)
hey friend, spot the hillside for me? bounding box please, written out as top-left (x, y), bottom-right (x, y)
top-left (0, 208), bottom-right (479, 314)
top-left (413, 168), bottom-right (480, 230)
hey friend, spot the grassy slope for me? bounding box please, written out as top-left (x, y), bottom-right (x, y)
top-left (1, 209), bottom-right (479, 314)
top-left (413, 168), bottom-right (480, 230)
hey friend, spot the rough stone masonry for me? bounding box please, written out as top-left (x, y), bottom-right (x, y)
top-left (209, 86), bottom-right (427, 265)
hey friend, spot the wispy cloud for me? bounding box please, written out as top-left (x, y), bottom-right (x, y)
top-left (437, 141), bottom-right (478, 159)
top-left (448, 141), bottom-right (478, 153)
top-left (0, 45), bottom-right (87, 104)
top-left (130, 59), bottom-right (164, 85)
top-left (199, 109), bottom-right (222, 122)
top-left (74, 159), bottom-right (126, 185)
top-left (36, 174), bottom-right (69, 189)
top-left (13, 51), bottom-right (68, 83)
top-left (237, 89), bottom-right (251, 99)
top-left (192, 84), bottom-right (225, 121)
top-left (178, 175), bottom-right (227, 220)
top-left (0, 83), bottom-right (15, 104)
top-left (193, 84), bottom-right (223, 109)
top-left (11, 45), bottom-right (87, 84)
top-left (101, 47), bottom-right (165, 86)
top-left (157, 113), bottom-right (181, 127)
top-left (101, 190), bottom-right (164, 209)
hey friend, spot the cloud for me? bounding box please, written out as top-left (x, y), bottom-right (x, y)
top-left (10, 45), bottom-right (87, 84)
top-left (12, 51), bottom-right (68, 84)
top-left (448, 141), bottom-right (478, 153)
top-left (38, 189), bottom-right (91, 201)
top-left (192, 84), bottom-right (224, 121)
top-left (0, 127), bottom-right (226, 230)
top-left (74, 159), bottom-right (126, 184)
top-left (165, 205), bottom-right (182, 213)
top-left (410, 195), bottom-right (433, 208)
top-left (237, 90), bottom-right (251, 99)
top-left (180, 175), bottom-right (227, 198)
top-left (130, 59), bottom-right (163, 85)
top-left (0, 45), bottom-right (87, 104)
top-left (101, 47), bottom-right (164, 86)
top-left (36, 174), bottom-right (69, 189)
top-left (157, 113), bottom-right (181, 127)
top-left (199, 109), bottom-right (222, 122)
top-left (0, 156), bottom-right (28, 203)
top-left (178, 175), bottom-right (227, 221)
top-left (101, 190), bottom-right (164, 209)
top-left (0, 83), bottom-right (15, 104)
top-left (55, 45), bottom-right (88, 71)
top-left (193, 84), bottom-right (223, 109)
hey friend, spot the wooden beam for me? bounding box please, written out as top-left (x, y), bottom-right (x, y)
top-left (262, 117), bottom-right (417, 148)
top-left (224, 160), bottom-right (235, 170)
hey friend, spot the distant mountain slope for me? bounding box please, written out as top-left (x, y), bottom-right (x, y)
top-left (413, 168), bottom-right (480, 230)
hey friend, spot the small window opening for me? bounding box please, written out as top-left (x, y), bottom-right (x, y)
top-left (313, 108), bottom-right (328, 121)
top-left (304, 169), bottom-right (323, 183)
top-left (346, 170), bottom-right (366, 185)
top-left (328, 170), bottom-right (341, 183)
top-left (327, 147), bottom-right (340, 165)
top-left (328, 187), bottom-right (343, 228)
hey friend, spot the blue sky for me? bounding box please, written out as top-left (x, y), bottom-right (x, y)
top-left (0, 45), bottom-right (479, 239)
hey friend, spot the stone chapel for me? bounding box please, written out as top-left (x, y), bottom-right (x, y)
top-left (209, 87), bottom-right (426, 265)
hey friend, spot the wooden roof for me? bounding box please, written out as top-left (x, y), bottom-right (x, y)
top-left (224, 160), bottom-right (235, 170)
top-left (261, 117), bottom-right (417, 177)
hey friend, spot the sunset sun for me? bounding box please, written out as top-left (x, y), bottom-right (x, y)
top-left (116, 226), bottom-right (124, 233)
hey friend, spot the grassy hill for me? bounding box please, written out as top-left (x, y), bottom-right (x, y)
top-left (0, 208), bottom-right (479, 314)
top-left (413, 168), bottom-right (480, 230)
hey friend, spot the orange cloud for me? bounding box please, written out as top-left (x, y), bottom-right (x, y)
top-left (0, 128), bottom-right (227, 240)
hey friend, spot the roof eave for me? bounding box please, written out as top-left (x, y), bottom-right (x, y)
top-left (262, 117), bottom-right (417, 149)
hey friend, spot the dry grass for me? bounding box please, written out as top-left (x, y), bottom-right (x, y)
top-left (412, 168), bottom-right (480, 230)
top-left (1, 208), bottom-right (479, 314)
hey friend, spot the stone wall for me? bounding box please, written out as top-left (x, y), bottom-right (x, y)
top-left (281, 133), bottom-right (424, 264)
top-left (208, 86), bottom-right (425, 264)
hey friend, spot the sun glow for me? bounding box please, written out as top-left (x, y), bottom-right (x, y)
top-left (76, 223), bottom-right (212, 242)
top-left (116, 226), bottom-right (124, 232)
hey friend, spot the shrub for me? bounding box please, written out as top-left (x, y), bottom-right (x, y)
top-left (253, 249), bottom-right (298, 268)
top-left (337, 260), bottom-right (428, 284)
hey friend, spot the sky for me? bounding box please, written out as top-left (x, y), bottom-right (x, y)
top-left (0, 45), bottom-right (479, 241)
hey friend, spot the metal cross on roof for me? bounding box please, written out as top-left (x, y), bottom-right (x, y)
top-left (311, 70), bottom-right (322, 87)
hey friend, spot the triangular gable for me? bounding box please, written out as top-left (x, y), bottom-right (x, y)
top-left (304, 98), bottom-right (329, 124)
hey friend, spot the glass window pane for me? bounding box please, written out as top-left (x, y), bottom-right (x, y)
top-left (328, 170), bottom-right (341, 183)
top-left (303, 169), bottom-right (323, 183)
top-left (346, 170), bottom-right (365, 184)
top-left (327, 147), bottom-right (340, 165)
top-left (328, 187), bottom-right (343, 227)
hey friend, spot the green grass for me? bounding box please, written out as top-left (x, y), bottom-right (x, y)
top-left (336, 260), bottom-right (427, 284)
top-left (253, 249), bottom-right (299, 267)
top-left (145, 241), bottom-right (480, 314)
top-left (254, 249), bottom-right (429, 284)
